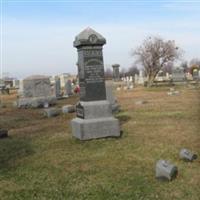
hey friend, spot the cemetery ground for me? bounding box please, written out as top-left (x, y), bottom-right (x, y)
top-left (0, 85), bottom-right (200, 200)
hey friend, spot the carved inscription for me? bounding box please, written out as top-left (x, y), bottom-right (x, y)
top-left (83, 50), bottom-right (102, 57)
top-left (76, 103), bottom-right (84, 119)
top-left (85, 65), bottom-right (104, 83)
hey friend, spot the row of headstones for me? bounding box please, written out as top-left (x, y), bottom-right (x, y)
top-left (14, 73), bottom-right (119, 111)
top-left (18, 76), bottom-right (74, 98)
top-left (115, 69), bottom-right (200, 85)
top-left (15, 75), bottom-right (75, 108)
top-left (51, 77), bottom-right (73, 98)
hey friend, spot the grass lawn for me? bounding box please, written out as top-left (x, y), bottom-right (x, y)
top-left (0, 84), bottom-right (200, 200)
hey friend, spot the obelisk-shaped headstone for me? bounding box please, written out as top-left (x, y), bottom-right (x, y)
top-left (71, 27), bottom-right (120, 140)
top-left (112, 64), bottom-right (120, 81)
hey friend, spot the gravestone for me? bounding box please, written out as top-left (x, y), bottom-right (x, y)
top-left (18, 79), bottom-right (24, 96)
top-left (156, 160), bottom-right (178, 181)
top-left (17, 75), bottom-right (56, 108)
top-left (71, 27), bottom-right (120, 140)
top-left (112, 64), bottom-right (120, 81)
top-left (106, 81), bottom-right (120, 113)
top-left (12, 79), bottom-right (20, 89)
top-left (65, 79), bottom-right (73, 96)
top-left (53, 77), bottom-right (61, 98)
top-left (134, 74), bottom-right (139, 84)
top-left (43, 107), bottom-right (61, 118)
top-left (179, 148), bottom-right (197, 162)
top-left (138, 70), bottom-right (144, 85)
top-left (192, 69), bottom-right (199, 81)
top-left (172, 67), bottom-right (185, 82)
top-left (166, 72), bottom-right (170, 80)
top-left (62, 105), bottom-right (75, 113)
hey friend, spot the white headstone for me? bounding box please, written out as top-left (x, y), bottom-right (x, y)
top-left (138, 70), bottom-right (144, 85)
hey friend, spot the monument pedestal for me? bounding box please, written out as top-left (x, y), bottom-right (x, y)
top-left (71, 100), bottom-right (120, 140)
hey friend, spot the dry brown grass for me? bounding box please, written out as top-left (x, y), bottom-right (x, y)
top-left (0, 84), bottom-right (200, 200)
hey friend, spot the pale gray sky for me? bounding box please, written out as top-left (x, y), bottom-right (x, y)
top-left (2, 1), bottom-right (200, 78)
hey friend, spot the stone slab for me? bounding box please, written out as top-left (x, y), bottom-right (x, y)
top-left (17, 96), bottom-right (56, 108)
top-left (43, 108), bottom-right (61, 118)
top-left (76, 100), bottom-right (112, 119)
top-left (71, 117), bottom-right (120, 140)
top-left (62, 105), bottom-right (75, 113)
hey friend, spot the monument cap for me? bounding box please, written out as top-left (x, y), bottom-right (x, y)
top-left (73, 27), bottom-right (106, 47)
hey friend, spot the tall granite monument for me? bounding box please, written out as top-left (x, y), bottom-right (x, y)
top-left (71, 27), bottom-right (120, 140)
top-left (112, 64), bottom-right (120, 81)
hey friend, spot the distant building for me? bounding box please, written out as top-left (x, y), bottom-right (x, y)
top-left (2, 77), bottom-right (14, 88)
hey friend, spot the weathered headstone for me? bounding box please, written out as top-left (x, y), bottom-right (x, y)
top-left (17, 75), bottom-right (56, 108)
top-left (112, 64), bottom-right (120, 81)
top-left (172, 67), bottom-right (185, 82)
top-left (43, 107), bottom-right (61, 118)
top-left (155, 160), bottom-right (178, 181)
top-left (53, 77), bottom-right (61, 98)
top-left (65, 79), bottom-right (73, 96)
top-left (134, 74), bottom-right (139, 84)
top-left (179, 148), bottom-right (197, 162)
top-left (192, 69), bottom-right (199, 81)
top-left (166, 72), bottom-right (170, 80)
top-left (106, 81), bottom-right (120, 113)
top-left (138, 70), bottom-right (144, 85)
top-left (12, 79), bottom-right (20, 89)
top-left (62, 105), bottom-right (75, 113)
top-left (71, 27), bottom-right (120, 140)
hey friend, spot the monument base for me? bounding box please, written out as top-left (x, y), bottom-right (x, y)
top-left (71, 100), bottom-right (120, 140)
top-left (16, 96), bottom-right (56, 108)
top-left (71, 117), bottom-right (120, 140)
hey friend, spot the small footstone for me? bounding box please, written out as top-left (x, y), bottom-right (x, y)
top-left (43, 108), bottom-right (61, 118)
top-left (179, 148), bottom-right (198, 162)
top-left (155, 160), bottom-right (178, 181)
top-left (62, 105), bottom-right (75, 113)
top-left (0, 129), bottom-right (8, 139)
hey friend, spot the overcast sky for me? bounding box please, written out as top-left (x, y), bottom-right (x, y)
top-left (1, 0), bottom-right (200, 78)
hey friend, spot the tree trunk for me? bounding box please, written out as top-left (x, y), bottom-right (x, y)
top-left (147, 75), bottom-right (155, 87)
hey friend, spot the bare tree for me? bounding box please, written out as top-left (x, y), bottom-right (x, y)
top-left (127, 65), bottom-right (139, 76)
top-left (163, 61), bottom-right (173, 74)
top-left (132, 36), bottom-right (182, 87)
top-left (120, 68), bottom-right (127, 77)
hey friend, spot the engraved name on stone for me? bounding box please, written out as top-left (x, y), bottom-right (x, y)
top-left (83, 50), bottom-right (102, 57)
top-left (85, 65), bottom-right (104, 83)
top-left (76, 103), bottom-right (84, 119)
